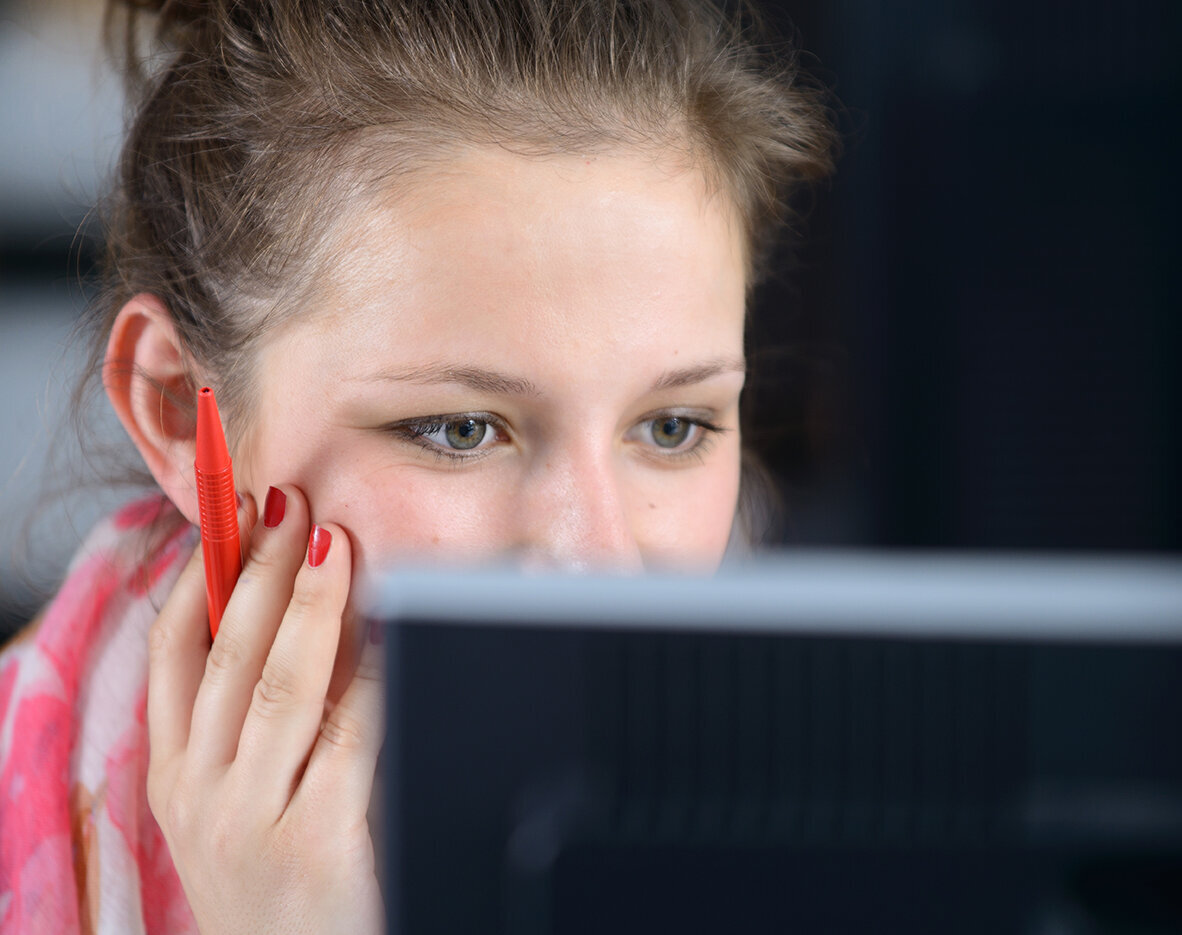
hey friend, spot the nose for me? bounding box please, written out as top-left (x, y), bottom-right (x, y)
top-left (512, 447), bottom-right (644, 573)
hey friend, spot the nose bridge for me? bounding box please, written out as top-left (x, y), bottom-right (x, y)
top-left (516, 443), bottom-right (643, 572)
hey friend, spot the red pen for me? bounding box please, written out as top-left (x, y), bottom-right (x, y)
top-left (195, 386), bottom-right (242, 639)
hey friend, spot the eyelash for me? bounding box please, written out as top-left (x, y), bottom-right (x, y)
top-left (384, 412), bottom-right (508, 464)
top-left (383, 411), bottom-right (728, 464)
top-left (632, 413), bottom-right (726, 465)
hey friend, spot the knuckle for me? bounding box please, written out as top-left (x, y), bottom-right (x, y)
top-left (320, 707), bottom-right (369, 755)
top-left (162, 791), bottom-right (192, 841)
top-left (203, 629), bottom-right (248, 680)
top-left (252, 661), bottom-right (305, 719)
top-left (286, 576), bottom-right (324, 619)
top-left (150, 773), bottom-right (196, 842)
top-left (242, 537), bottom-right (286, 577)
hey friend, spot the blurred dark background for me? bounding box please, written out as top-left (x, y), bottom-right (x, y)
top-left (747, 0), bottom-right (1180, 551)
top-left (1, 0), bottom-right (1180, 640)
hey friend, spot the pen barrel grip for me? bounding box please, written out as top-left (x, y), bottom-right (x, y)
top-left (195, 465), bottom-right (238, 540)
top-left (196, 464), bottom-right (241, 637)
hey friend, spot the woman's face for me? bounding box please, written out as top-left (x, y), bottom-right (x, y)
top-left (236, 146), bottom-right (747, 579)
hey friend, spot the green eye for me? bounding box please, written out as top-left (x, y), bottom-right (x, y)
top-left (650, 416), bottom-right (691, 448)
top-left (445, 418), bottom-right (487, 449)
top-left (390, 412), bottom-right (505, 460)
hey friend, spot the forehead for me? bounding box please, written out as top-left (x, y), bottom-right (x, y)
top-left (288, 146), bottom-right (746, 378)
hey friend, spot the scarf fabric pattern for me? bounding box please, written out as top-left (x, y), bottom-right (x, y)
top-left (0, 497), bottom-right (198, 934)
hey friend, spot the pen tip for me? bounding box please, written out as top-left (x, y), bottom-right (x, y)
top-left (195, 386), bottom-right (231, 472)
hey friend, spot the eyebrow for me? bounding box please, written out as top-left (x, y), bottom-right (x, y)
top-left (356, 356), bottom-right (746, 396)
top-left (649, 357), bottom-right (747, 391)
top-left (356, 364), bottom-right (540, 396)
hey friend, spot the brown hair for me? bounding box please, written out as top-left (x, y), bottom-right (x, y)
top-left (95, 0), bottom-right (833, 423)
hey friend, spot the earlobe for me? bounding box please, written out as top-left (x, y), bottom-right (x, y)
top-left (103, 294), bottom-right (202, 525)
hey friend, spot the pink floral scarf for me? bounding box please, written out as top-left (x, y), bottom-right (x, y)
top-left (0, 497), bottom-right (198, 934)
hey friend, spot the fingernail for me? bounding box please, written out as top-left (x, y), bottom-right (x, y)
top-left (307, 525), bottom-right (332, 567)
top-left (368, 617), bottom-right (383, 646)
top-left (263, 486), bottom-right (287, 528)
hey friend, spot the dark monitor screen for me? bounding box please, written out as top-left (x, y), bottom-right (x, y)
top-left (368, 554), bottom-right (1182, 934)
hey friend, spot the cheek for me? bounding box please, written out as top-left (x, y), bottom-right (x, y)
top-left (237, 426), bottom-right (510, 573)
top-left (633, 452), bottom-right (742, 569)
top-left (323, 467), bottom-right (514, 573)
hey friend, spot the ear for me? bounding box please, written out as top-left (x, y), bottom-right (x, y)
top-left (103, 294), bottom-right (201, 525)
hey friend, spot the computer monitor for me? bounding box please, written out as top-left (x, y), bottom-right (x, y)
top-left (367, 553), bottom-right (1182, 934)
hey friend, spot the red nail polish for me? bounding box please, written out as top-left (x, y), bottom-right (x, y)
top-left (263, 486), bottom-right (287, 528)
top-left (307, 525), bottom-right (332, 567)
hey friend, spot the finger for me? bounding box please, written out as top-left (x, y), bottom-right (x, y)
top-left (296, 623), bottom-right (384, 832)
top-left (187, 485), bottom-right (311, 767)
top-left (233, 521), bottom-right (353, 818)
top-left (146, 539), bottom-right (210, 769)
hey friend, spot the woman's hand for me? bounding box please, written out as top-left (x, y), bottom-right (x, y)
top-left (146, 485), bottom-right (384, 935)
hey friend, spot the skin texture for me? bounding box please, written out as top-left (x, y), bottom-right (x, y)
top-left (113, 146), bottom-right (749, 933)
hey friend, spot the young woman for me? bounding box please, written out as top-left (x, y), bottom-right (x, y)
top-left (0, 1), bottom-right (834, 931)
